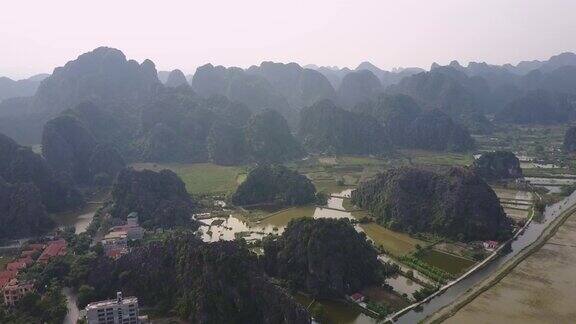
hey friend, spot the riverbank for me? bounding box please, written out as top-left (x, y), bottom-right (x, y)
top-left (424, 201), bottom-right (576, 323)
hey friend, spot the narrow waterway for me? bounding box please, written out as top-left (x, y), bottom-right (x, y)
top-left (394, 190), bottom-right (576, 323)
top-left (53, 203), bottom-right (101, 234)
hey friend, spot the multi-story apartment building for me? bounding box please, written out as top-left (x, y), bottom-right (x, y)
top-left (85, 292), bottom-right (140, 324)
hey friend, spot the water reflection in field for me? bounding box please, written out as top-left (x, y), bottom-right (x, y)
top-left (197, 190), bottom-right (357, 243)
top-left (294, 293), bottom-right (376, 324)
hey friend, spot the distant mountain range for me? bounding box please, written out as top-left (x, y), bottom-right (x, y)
top-left (1, 47), bottom-right (576, 153)
top-left (0, 73), bottom-right (49, 102)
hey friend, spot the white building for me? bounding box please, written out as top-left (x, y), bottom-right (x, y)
top-left (86, 292), bottom-right (141, 324)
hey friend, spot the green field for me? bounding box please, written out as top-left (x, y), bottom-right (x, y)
top-left (132, 163), bottom-right (246, 195)
top-left (257, 206), bottom-right (316, 227)
top-left (360, 223), bottom-right (425, 257)
top-left (400, 149), bottom-right (474, 166)
top-left (418, 249), bottom-right (476, 275)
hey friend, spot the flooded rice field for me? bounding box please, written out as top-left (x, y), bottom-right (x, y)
top-left (197, 190), bottom-right (358, 243)
top-left (493, 188), bottom-right (533, 221)
top-left (445, 210), bottom-right (576, 324)
top-left (294, 293), bottom-right (376, 324)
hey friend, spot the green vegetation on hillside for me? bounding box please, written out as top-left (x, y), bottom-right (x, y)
top-left (352, 167), bottom-right (513, 242)
top-left (232, 164), bottom-right (317, 206)
top-left (263, 218), bottom-right (385, 298)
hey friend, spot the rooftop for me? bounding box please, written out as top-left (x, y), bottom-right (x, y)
top-left (38, 239), bottom-right (67, 263)
top-left (104, 231), bottom-right (128, 240)
top-left (85, 296), bottom-right (138, 310)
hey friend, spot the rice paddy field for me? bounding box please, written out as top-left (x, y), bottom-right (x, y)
top-left (132, 162), bottom-right (247, 195)
top-left (359, 223), bottom-right (424, 257)
top-left (417, 249), bottom-right (476, 276)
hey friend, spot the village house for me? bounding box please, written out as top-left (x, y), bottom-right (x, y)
top-left (0, 270), bottom-right (18, 290)
top-left (483, 240), bottom-right (499, 251)
top-left (2, 279), bottom-right (34, 306)
top-left (102, 231), bottom-right (129, 259)
top-left (348, 292), bottom-right (366, 303)
top-left (6, 257), bottom-right (34, 271)
top-left (102, 212), bottom-right (145, 259)
top-left (38, 239), bottom-right (67, 264)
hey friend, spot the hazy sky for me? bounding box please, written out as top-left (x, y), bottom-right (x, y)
top-left (2, 0), bottom-right (576, 79)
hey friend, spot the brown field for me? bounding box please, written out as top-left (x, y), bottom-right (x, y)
top-left (444, 212), bottom-right (576, 324)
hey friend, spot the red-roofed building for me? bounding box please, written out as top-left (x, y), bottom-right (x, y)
top-left (0, 270), bottom-right (18, 289)
top-left (6, 257), bottom-right (33, 271)
top-left (27, 243), bottom-right (45, 251)
top-left (483, 240), bottom-right (499, 251)
top-left (38, 239), bottom-right (67, 264)
top-left (106, 249), bottom-right (125, 260)
top-left (21, 250), bottom-right (36, 258)
top-left (349, 293), bottom-right (365, 303)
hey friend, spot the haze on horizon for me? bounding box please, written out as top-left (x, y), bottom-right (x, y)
top-left (1, 0), bottom-right (576, 79)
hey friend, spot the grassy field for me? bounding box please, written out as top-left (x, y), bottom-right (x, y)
top-left (419, 249), bottom-right (476, 275)
top-left (400, 149), bottom-right (474, 166)
top-left (132, 163), bottom-right (246, 195)
top-left (256, 206), bottom-right (316, 227)
top-left (291, 155), bottom-right (392, 194)
top-left (360, 223), bottom-right (425, 257)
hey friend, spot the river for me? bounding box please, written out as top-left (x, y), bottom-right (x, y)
top-left (53, 203), bottom-right (101, 234)
top-left (393, 190), bottom-right (576, 323)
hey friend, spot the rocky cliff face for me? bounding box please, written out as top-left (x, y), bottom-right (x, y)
top-left (337, 70), bottom-right (382, 109)
top-left (0, 47), bottom-right (160, 143)
top-left (353, 94), bottom-right (422, 147)
top-left (165, 69), bottom-right (189, 88)
top-left (263, 218), bottom-right (382, 298)
top-left (353, 95), bottom-right (475, 151)
top-left (86, 236), bottom-right (310, 324)
top-left (232, 164), bottom-right (316, 206)
top-left (0, 132), bottom-right (82, 212)
top-left (472, 151), bottom-right (523, 180)
top-left (206, 121), bottom-right (249, 165)
top-left (111, 168), bottom-right (197, 228)
top-left (246, 61), bottom-right (336, 110)
top-left (497, 90), bottom-right (576, 125)
top-left (245, 109), bottom-right (304, 163)
top-left (138, 88), bottom-right (252, 164)
top-left (352, 167), bottom-right (513, 242)
top-left (407, 110), bottom-right (475, 152)
top-left (42, 115), bottom-right (97, 183)
top-left (192, 64), bottom-right (296, 124)
top-left (0, 177), bottom-right (53, 239)
top-left (42, 112), bottom-right (125, 185)
top-left (387, 66), bottom-right (489, 116)
top-left (299, 99), bottom-right (391, 155)
top-left (0, 75), bottom-right (44, 102)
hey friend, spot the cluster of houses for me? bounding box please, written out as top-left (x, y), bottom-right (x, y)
top-left (0, 239), bottom-right (67, 306)
top-left (102, 212), bottom-right (144, 259)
